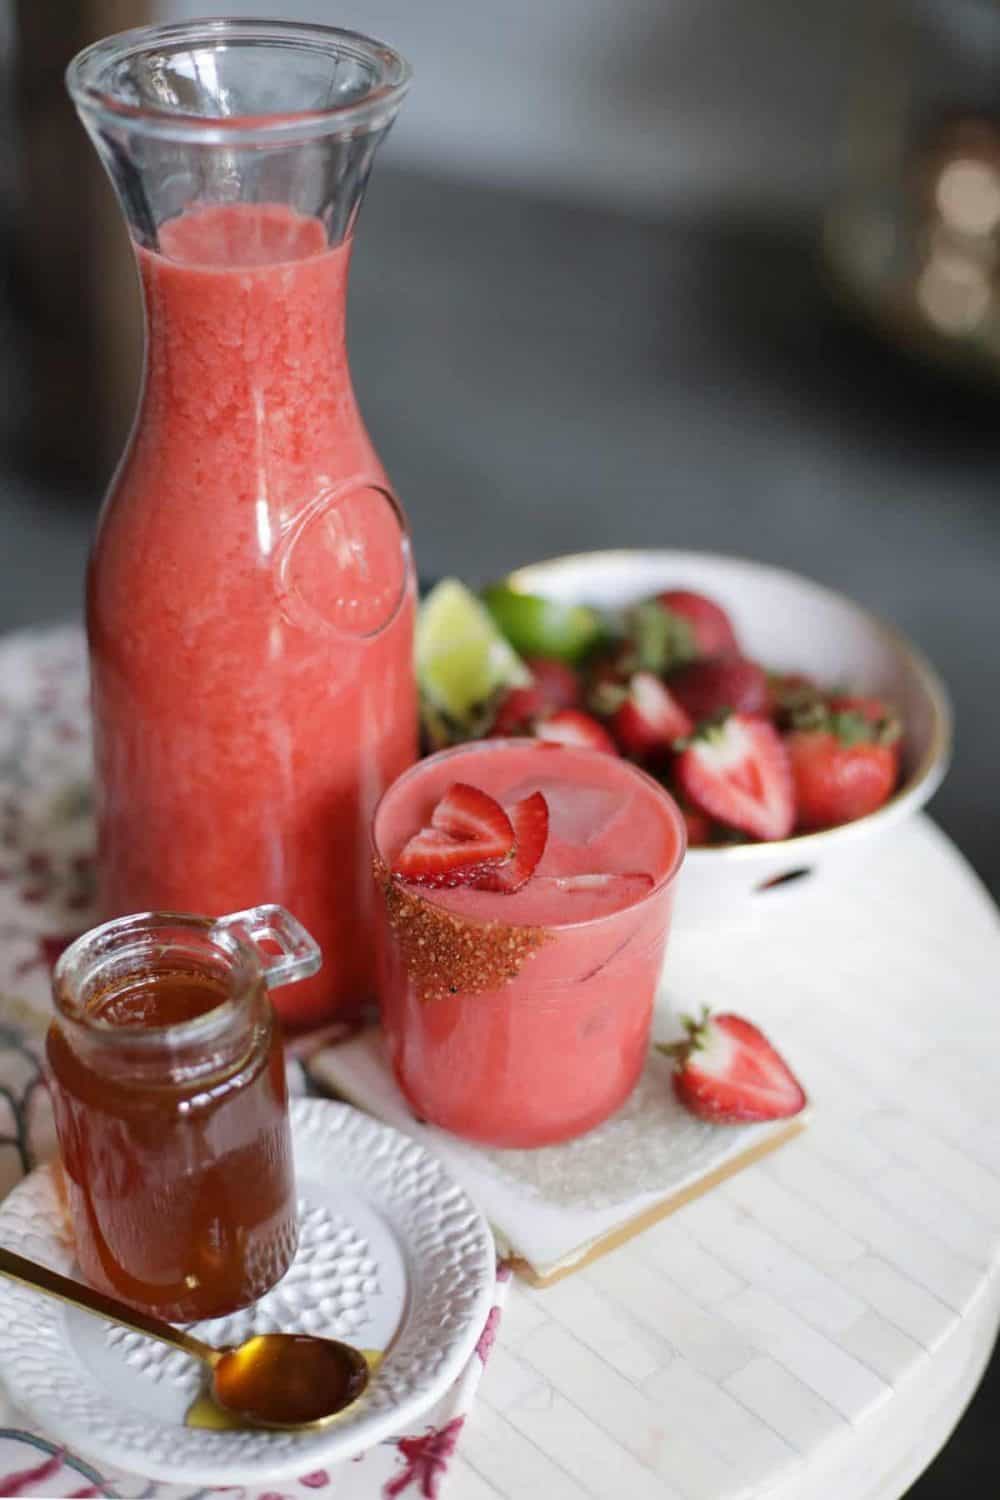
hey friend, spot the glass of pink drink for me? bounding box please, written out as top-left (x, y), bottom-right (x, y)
top-left (67, 22), bottom-right (417, 1028)
top-left (373, 740), bottom-right (687, 1147)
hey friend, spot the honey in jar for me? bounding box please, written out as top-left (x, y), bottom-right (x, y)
top-left (46, 905), bottom-right (321, 1322)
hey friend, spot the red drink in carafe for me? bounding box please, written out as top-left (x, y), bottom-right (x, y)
top-left (89, 202), bottom-right (417, 1027)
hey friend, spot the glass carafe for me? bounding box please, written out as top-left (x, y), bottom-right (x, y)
top-left (67, 21), bottom-right (418, 1028)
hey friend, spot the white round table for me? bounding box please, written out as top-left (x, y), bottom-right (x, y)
top-left (1, 626), bottom-right (996, 1499)
top-left (453, 815), bottom-right (1000, 1500)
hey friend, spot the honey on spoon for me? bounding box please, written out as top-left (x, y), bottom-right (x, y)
top-left (0, 1246), bottom-right (370, 1429)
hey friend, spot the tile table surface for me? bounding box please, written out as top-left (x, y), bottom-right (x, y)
top-left (0, 624), bottom-right (997, 1500)
top-left (451, 814), bottom-right (1000, 1500)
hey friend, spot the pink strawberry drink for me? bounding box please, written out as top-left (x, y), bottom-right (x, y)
top-left (89, 204), bottom-right (417, 1029)
top-left (373, 740), bottom-right (686, 1146)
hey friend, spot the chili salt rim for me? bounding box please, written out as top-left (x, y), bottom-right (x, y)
top-left (374, 857), bottom-right (549, 1002)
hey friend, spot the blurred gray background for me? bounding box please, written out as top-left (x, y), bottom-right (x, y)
top-left (1, 4), bottom-right (998, 1492)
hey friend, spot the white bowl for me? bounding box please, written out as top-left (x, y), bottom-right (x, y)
top-left (507, 550), bottom-right (953, 927)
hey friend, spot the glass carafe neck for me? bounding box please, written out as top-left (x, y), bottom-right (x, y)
top-left (67, 19), bottom-right (410, 254)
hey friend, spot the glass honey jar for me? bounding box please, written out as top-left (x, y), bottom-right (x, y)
top-left (46, 905), bottom-right (320, 1322)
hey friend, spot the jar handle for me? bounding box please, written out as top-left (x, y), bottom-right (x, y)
top-left (212, 904), bottom-right (322, 990)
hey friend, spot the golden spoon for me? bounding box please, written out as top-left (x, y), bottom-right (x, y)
top-left (0, 1245), bottom-right (369, 1429)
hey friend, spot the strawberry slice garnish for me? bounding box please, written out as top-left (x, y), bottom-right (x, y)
top-left (535, 708), bottom-right (619, 754)
top-left (609, 672), bottom-right (693, 758)
top-left (393, 829), bottom-right (502, 886)
top-left (429, 783), bottom-right (512, 846)
top-left (675, 714), bottom-right (794, 841)
top-left (474, 791), bottom-right (549, 892)
top-left (394, 782), bottom-right (515, 886)
top-left (658, 1009), bottom-right (807, 1123)
top-left (669, 656), bottom-right (770, 723)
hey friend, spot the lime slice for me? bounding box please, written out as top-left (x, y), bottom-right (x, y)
top-left (482, 583), bottom-right (605, 664)
top-left (416, 580), bottom-right (531, 734)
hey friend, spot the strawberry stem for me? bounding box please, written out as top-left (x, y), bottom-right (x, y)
top-left (655, 1006), bottom-right (713, 1065)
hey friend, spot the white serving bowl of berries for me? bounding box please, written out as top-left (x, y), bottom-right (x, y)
top-left (416, 550), bottom-right (952, 927)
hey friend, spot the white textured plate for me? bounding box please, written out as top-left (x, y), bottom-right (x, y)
top-left (0, 1098), bottom-right (495, 1485)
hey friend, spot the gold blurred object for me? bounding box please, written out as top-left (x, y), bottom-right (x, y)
top-left (826, 0), bottom-right (1000, 376)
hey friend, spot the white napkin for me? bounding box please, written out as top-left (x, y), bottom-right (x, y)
top-left (310, 1027), bottom-right (804, 1283)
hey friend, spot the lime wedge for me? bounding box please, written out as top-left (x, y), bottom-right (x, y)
top-left (416, 580), bottom-right (531, 736)
top-left (482, 583), bottom-right (606, 664)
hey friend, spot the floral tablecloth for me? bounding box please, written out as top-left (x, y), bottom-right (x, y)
top-left (0, 625), bottom-right (505, 1500)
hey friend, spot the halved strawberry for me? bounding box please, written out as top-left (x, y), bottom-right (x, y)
top-left (609, 672), bottom-right (693, 758)
top-left (658, 1010), bottom-right (807, 1123)
top-left (535, 709), bottom-right (619, 755)
top-left (670, 656), bottom-right (770, 723)
top-left (675, 714), bottom-right (794, 841)
top-left (656, 590), bottom-right (740, 659)
top-left (394, 783), bottom-right (515, 886)
top-left (474, 791), bottom-right (549, 892)
top-left (492, 658), bottom-right (580, 735)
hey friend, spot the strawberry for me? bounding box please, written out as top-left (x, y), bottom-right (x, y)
top-left (827, 694), bottom-right (902, 757)
top-left (586, 642), bottom-right (637, 715)
top-left (827, 693), bottom-right (894, 724)
top-left (609, 672), bottom-right (693, 758)
top-left (678, 801), bottom-right (714, 847)
top-left (531, 657), bottom-right (582, 707)
top-left (787, 713), bottom-right (899, 830)
top-left (675, 715), bottom-right (794, 841)
top-left (625, 600), bottom-right (694, 674)
top-left (656, 590), bottom-right (740, 659)
top-left (474, 791), bottom-right (549, 892)
top-left (769, 672), bottom-right (822, 725)
top-left (670, 656), bottom-right (770, 723)
top-left (394, 782), bottom-right (515, 886)
top-left (658, 1010), bottom-right (807, 1123)
top-left (771, 672), bottom-right (817, 699)
top-left (492, 658), bottom-right (580, 735)
top-left (535, 709), bottom-right (620, 755)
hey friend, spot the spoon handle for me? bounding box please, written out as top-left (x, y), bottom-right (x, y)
top-left (0, 1246), bottom-right (220, 1365)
